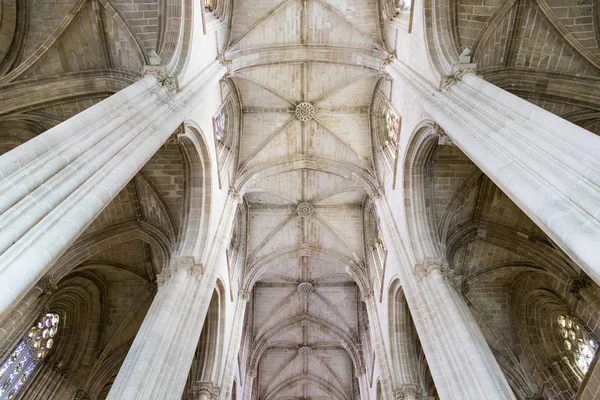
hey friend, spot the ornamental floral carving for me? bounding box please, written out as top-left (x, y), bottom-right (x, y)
top-left (295, 102), bottom-right (315, 122)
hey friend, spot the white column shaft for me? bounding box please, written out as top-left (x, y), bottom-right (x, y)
top-left (108, 192), bottom-right (240, 400)
top-left (0, 62), bottom-right (226, 320)
top-left (374, 198), bottom-right (515, 400)
top-left (387, 60), bottom-right (600, 282)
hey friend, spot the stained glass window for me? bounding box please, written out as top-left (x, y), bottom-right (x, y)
top-left (385, 107), bottom-right (400, 145)
top-left (557, 315), bottom-right (597, 374)
top-left (204, 0), bottom-right (213, 11)
top-left (214, 109), bottom-right (225, 141)
top-left (0, 313), bottom-right (60, 399)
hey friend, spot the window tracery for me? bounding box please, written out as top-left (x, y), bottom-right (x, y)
top-left (557, 315), bottom-right (597, 374)
top-left (0, 313), bottom-right (60, 399)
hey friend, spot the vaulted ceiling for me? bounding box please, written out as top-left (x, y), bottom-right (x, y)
top-left (227, 0), bottom-right (384, 398)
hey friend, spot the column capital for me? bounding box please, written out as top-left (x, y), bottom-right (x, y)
top-left (157, 257), bottom-right (203, 287)
top-left (354, 366), bottom-right (366, 377)
top-left (440, 62), bottom-right (477, 91)
top-left (360, 290), bottom-right (374, 302)
top-left (239, 290), bottom-right (251, 301)
top-left (395, 384), bottom-right (419, 399)
top-left (143, 65), bottom-right (179, 93)
top-left (570, 274), bottom-right (591, 299)
top-left (192, 382), bottom-right (220, 400)
top-left (433, 123), bottom-right (455, 146)
top-left (74, 389), bottom-right (91, 400)
top-left (228, 188), bottom-right (243, 203)
top-left (37, 277), bottom-right (57, 295)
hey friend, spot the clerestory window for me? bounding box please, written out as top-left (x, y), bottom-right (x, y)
top-left (0, 313), bottom-right (60, 399)
top-left (557, 315), bottom-right (597, 374)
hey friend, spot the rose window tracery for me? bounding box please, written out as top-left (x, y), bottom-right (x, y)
top-left (557, 315), bottom-right (597, 374)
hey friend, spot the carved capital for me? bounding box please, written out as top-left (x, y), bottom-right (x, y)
top-left (570, 275), bottom-right (591, 299)
top-left (37, 277), bottom-right (57, 295)
top-left (414, 258), bottom-right (447, 279)
top-left (433, 123), bottom-right (454, 146)
top-left (361, 290), bottom-right (374, 302)
top-left (395, 384), bottom-right (419, 399)
top-left (228, 188), bottom-right (243, 203)
top-left (193, 383), bottom-right (220, 400)
top-left (239, 290), bottom-right (251, 301)
top-left (440, 62), bottom-right (477, 91)
top-left (354, 366), bottom-right (366, 377)
top-left (247, 368), bottom-right (257, 378)
top-left (164, 76), bottom-right (179, 93)
top-left (381, 53), bottom-right (397, 72)
top-left (74, 389), bottom-right (90, 400)
top-left (143, 65), bottom-right (179, 93)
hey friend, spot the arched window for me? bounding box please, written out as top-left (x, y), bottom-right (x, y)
top-left (557, 314), bottom-right (597, 374)
top-left (0, 313), bottom-right (60, 398)
top-left (385, 107), bottom-right (400, 145)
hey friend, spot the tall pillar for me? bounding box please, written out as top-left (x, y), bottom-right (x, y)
top-left (374, 198), bottom-right (515, 400)
top-left (362, 292), bottom-right (395, 400)
top-left (387, 60), bottom-right (600, 283)
top-left (0, 61), bottom-right (225, 321)
top-left (107, 191), bottom-right (241, 400)
top-left (217, 292), bottom-right (248, 400)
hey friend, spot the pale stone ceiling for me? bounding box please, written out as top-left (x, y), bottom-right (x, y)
top-left (228, 0), bottom-right (383, 398)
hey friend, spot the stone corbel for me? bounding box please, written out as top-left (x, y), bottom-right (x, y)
top-left (439, 62), bottom-right (477, 91)
top-left (143, 65), bottom-right (180, 93)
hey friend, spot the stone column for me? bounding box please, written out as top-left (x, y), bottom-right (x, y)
top-left (374, 198), bottom-right (515, 400)
top-left (362, 292), bottom-right (395, 400)
top-left (217, 291), bottom-right (248, 400)
top-left (387, 60), bottom-right (600, 284)
top-left (107, 191), bottom-right (241, 400)
top-left (0, 61), bottom-right (226, 320)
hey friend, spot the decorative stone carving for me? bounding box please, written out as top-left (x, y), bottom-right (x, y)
top-left (354, 366), bottom-right (366, 377)
top-left (433, 123), bottom-right (455, 146)
top-left (570, 275), bottom-right (591, 299)
top-left (38, 277), bottom-right (57, 295)
top-left (143, 65), bottom-right (179, 93)
top-left (295, 102), bottom-right (315, 121)
top-left (395, 384), bottom-right (419, 399)
top-left (192, 383), bottom-right (220, 400)
top-left (298, 346), bottom-right (313, 357)
top-left (361, 290), bottom-right (374, 302)
top-left (297, 282), bottom-right (314, 294)
top-left (74, 389), bottom-right (90, 400)
top-left (239, 290), bottom-right (251, 301)
top-left (414, 258), bottom-right (463, 288)
top-left (440, 62), bottom-right (477, 91)
top-left (296, 201), bottom-right (314, 217)
top-left (228, 188), bottom-right (242, 203)
top-left (157, 257), bottom-right (203, 287)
